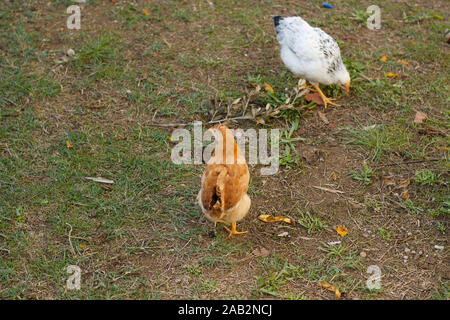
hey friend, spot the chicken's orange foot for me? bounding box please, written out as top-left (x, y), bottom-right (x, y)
top-left (303, 82), bottom-right (316, 92)
top-left (224, 222), bottom-right (247, 237)
top-left (214, 219), bottom-right (228, 228)
top-left (312, 84), bottom-right (340, 108)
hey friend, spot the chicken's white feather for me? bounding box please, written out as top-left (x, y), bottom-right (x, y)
top-left (274, 16), bottom-right (350, 87)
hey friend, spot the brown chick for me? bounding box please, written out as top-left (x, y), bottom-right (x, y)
top-left (197, 124), bottom-right (251, 236)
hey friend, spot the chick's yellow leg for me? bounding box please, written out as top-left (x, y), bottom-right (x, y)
top-left (312, 84), bottom-right (340, 108)
top-left (224, 222), bottom-right (247, 237)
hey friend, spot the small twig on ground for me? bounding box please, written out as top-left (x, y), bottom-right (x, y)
top-left (66, 223), bottom-right (76, 256)
top-left (162, 37), bottom-right (172, 48)
top-left (208, 115), bottom-right (254, 124)
top-left (312, 186), bottom-right (345, 194)
top-left (148, 123), bottom-right (188, 127)
top-left (374, 158), bottom-right (440, 168)
top-left (3, 97), bottom-right (19, 107)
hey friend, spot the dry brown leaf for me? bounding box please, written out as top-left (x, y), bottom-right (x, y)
top-left (401, 190), bottom-right (409, 199)
top-left (231, 103), bottom-right (242, 111)
top-left (414, 111), bottom-right (427, 124)
top-left (252, 247), bottom-right (270, 257)
top-left (305, 92), bottom-right (324, 105)
top-left (93, 233), bottom-right (107, 244)
top-left (417, 128), bottom-right (446, 137)
top-left (258, 214), bottom-right (296, 226)
top-left (254, 117), bottom-right (265, 125)
top-left (319, 280), bottom-right (341, 299)
top-left (396, 179), bottom-right (410, 189)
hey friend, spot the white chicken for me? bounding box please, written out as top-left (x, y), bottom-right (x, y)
top-left (273, 16), bottom-right (350, 108)
top-left (197, 124), bottom-right (250, 236)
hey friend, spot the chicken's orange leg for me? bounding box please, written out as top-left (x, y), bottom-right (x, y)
top-left (224, 222), bottom-right (247, 237)
top-left (302, 80), bottom-right (316, 92)
top-left (311, 84), bottom-right (340, 108)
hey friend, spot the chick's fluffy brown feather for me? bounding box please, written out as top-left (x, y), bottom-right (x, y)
top-left (198, 124), bottom-right (250, 225)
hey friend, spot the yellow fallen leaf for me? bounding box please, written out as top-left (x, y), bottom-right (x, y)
top-left (398, 59), bottom-right (409, 66)
top-left (386, 72), bottom-right (399, 78)
top-left (336, 225), bottom-right (348, 237)
top-left (319, 280), bottom-right (341, 299)
top-left (380, 56), bottom-right (387, 62)
top-left (66, 141), bottom-right (73, 148)
top-left (436, 146), bottom-right (449, 151)
top-left (332, 172), bottom-right (338, 182)
top-left (79, 244), bottom-right (86, 248)
top-left (407, 40), bottom-right (414, 44)
top-left (258, 214), bottom-right (296, 226)
top-left (142, 8), bottom-right (150, 16)
top-left (432, 14), bottom-right (443, 20)
top-left (264, 83), bottom-right (274, 93)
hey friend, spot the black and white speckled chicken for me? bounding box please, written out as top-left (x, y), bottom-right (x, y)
top-left (273, 16), bottom-right (350, 108)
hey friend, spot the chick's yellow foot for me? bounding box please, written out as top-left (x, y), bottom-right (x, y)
top-left (224, 222), bottom-right (247, 237)
top-left (312, 85), bottom-right (340, 108)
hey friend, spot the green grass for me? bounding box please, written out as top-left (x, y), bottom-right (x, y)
top-left (344, 124), bottom-right (413, 162)
top-left (0, 23), bottom-right (60, 105)
top-left (296, 210), bottom-right (329, 235)
top-left (414, 169), bottom-right (441, 186)
top-left (378, 227), bottom-right (392, 240)
top-left (70, 33), bottom-right (124, 80)
top-left (110, 3), bottom-right (158, 30)
top-left (351, 10), bottom-right (371, 25)
top-left (0, 0), bottom-right (448, 300)
top-left (350, 162), bottom-right (375, 185)
top-left (254, 257), bottom-right (306, 299)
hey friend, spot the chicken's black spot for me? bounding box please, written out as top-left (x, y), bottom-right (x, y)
top-left (273, 16), bottom-right (283, 28)
top-left (209, 189), bottom-right (219, 208)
